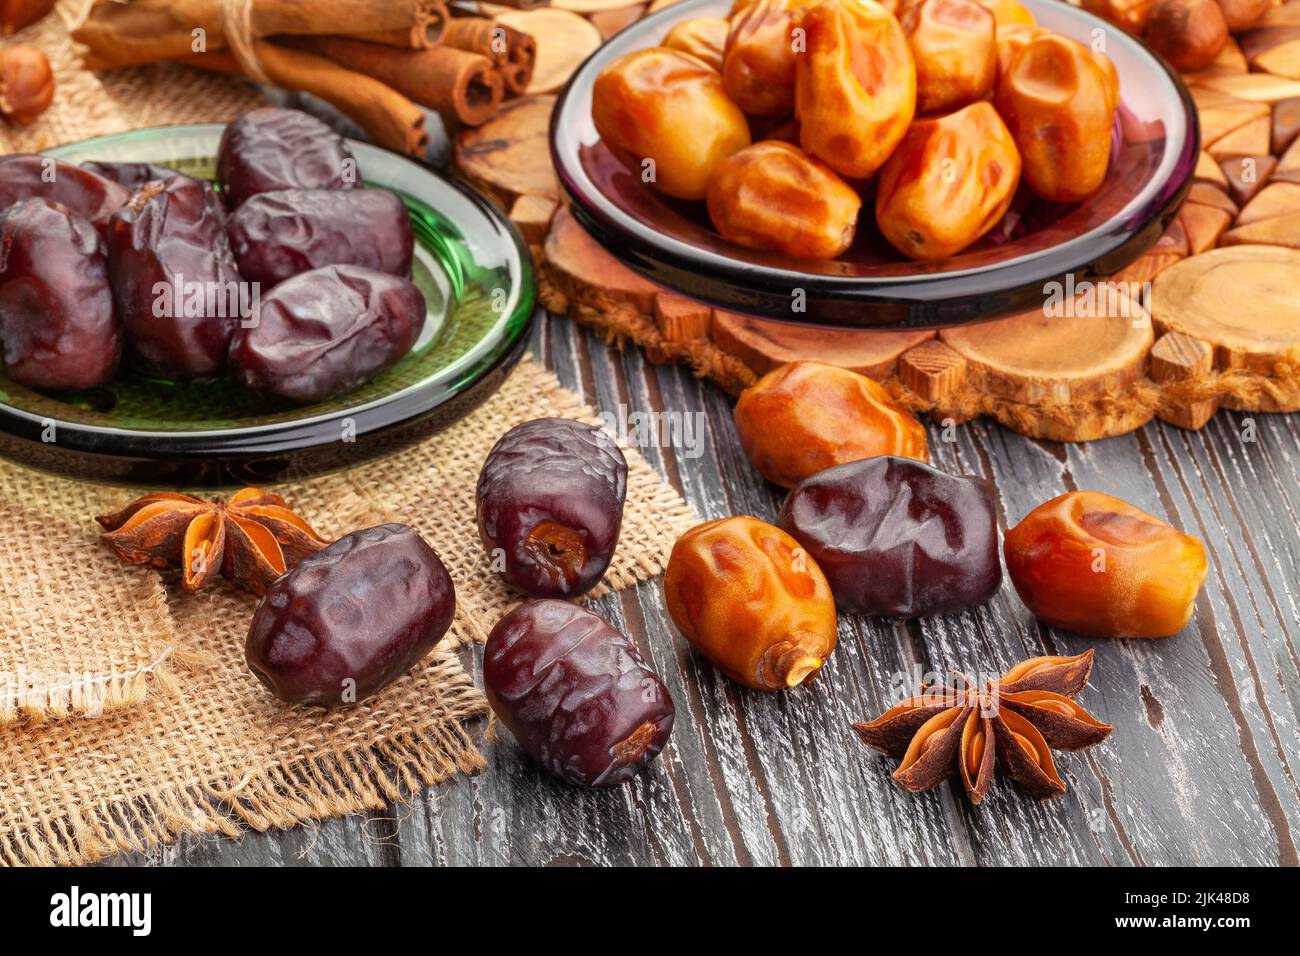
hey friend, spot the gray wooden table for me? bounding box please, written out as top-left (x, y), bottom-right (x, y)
top-left (101, 307), bottom-right (1300, 867)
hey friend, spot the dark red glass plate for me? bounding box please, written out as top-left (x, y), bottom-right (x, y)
top-left (550, 0), bottom-right (1198, 328)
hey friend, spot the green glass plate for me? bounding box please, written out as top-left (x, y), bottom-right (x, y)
top-left (0, 124), bottom-right (534, 487)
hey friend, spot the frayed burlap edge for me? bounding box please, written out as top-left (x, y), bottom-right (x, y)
top-left (2, 719), bottom-right (486, 867)
top-left (541, 263), bottom-right (1300, 440)
top-left (0, 563), bottom-right (181, 726)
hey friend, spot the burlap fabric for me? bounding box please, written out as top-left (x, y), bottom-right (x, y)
top-left (0, 5), bottom-right (698, 865)
top-left (1, 359), bottom-right (697, 865)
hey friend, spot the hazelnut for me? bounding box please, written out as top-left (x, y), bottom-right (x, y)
top-left (0, 44), bottom-right (54, 126)
top-left (1142, 0), bottom-right (1228, 72)
top-left (0, 0), bottom-right (55, 35)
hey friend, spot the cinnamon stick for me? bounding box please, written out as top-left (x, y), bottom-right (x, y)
top-left (178, 42), bottom-right (429, 156)
top-left (355, 0), bottom-right (451, 49)
top-left (444, 17), bottom-right (536, 96)
top-left (74, 0), bottom-right (441, 70)
top-left (294, 36), bottom-right (503, 127)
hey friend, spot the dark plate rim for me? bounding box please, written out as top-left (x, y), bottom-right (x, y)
top-left (550, 0), bottom-right (1200, 326)
top-left (0, 124), bottom-right (536, 460)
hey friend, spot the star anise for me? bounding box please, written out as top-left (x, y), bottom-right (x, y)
top-left (96, 487), bottom-right (331, 595)
top-left (853, 649), bottom-right (1111, 805)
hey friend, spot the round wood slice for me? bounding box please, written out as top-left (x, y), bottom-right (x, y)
top-left (545, 206), bottom-right (662, 313)
top-left (496, 9), bottom-right (603, 94)
top-left (711, 312), bottom-right (934, 379)
top-left (455, 95), bottom-right (559, 208)
top-left (939, 302), bottom-right (1154, 405)
top-left (1151, 245), bottom-right (1300, 377)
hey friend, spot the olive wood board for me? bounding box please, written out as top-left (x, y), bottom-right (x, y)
top-left (459, 0), bottom-right (1300, 442)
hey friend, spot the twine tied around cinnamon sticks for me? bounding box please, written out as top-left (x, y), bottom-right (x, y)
top-left (71, 0), bottom-right (539, 151)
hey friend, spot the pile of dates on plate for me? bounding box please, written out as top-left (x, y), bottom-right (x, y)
top-left (592, 0), bottom-right (1120, 261)
top-left (0, 107), bottom-right (423, 402)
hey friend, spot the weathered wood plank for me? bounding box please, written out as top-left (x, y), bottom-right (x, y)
top-left (99, 310), bottom-right (1300, 867)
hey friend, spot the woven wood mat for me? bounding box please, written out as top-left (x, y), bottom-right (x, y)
top-left (0, 5), bottom-right (698, 864)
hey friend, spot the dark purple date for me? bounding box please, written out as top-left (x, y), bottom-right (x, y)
top-left (0, 199), bottom-right (121, 391)
top-left (229, 264), bottom-right (423, 403)
top-left (476, 418), bottom-right (627, 598)
top-left (107, 176), bottom-right (245, 380)
top-left (217, 108), bottom-right (359, 208)
top-left (484, 599), bottom-right (674, 787)
top-left (226, 188), bottom-right (414, 286)
top-left (246, 524), bottom-right (455, 708)
top-left (81, 161), bottom-right (181, 191)
top-left (777, 456), bottom-right (1002, 617)
top-left (0, 154), bottom-right (129, 239)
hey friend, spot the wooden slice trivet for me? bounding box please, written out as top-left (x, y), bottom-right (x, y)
top-left (526, 0), bottom-right (1300, 440)
top-left (455, 95), bottom-right (559, 208)
top-left (495, 9), bottom-right (602, 94)
top-left (1151, 245), bottom-right (1300, 379)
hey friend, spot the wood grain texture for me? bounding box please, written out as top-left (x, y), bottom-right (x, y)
top-left (98, 308), bottom-right (1300, 867)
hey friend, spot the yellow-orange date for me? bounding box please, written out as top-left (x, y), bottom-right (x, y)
top-left (706, 140), bottom-right (862, 259)
top-left (1004, 491), bottom-right (1209, 638)
top-left (662, 17), bottom-right (729, 72)
top-left (663, 516), bottom-right (838, 690)
top-left (593, 48), bottom-right (751, 200)
top-left (733, 360), bottom-right (928, 488)
top-left (795, 0), bottom-right (917, 180)
top-left (723, 0), bottom-right (817, 116)
top-left (875, 101), bottom-right (1021, 259)
top-left (995, 33), bottom-right (1116, 203)
top-left (976, 0), bottom-right (1035, 26)
top-left (902, 0), bottom-right (998, 115)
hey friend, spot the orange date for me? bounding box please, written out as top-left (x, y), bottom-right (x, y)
top-left (995, 33), bottom-right (1116, 203)
top-left (723, 0), bottom-right (818, 116)
top-left (1004, 491), bottom-right (1209, 638)
top-left (662, 17), bottom-right (730, 72)
top-left (795, 0), bottom-right (917, 180)
top-left (663, 516), bottom-right (838, 690)
top-left (902, 0), bottom-right (998, 115)
top-left (733, 360), bottom-right (928, 488)
top-left (875, 100), bottom-right (1021, 259)
top-left (706, 140), bottom-right (862, 259)
top-left (593, 47), bottom-right (751, 200)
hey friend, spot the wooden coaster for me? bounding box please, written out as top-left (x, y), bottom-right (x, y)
top-left (455, 95), bottom-right (560, 208)
top-left (495, 9), bottom-right (603, 94)
top-left (519, 0), bottom-right (1300, 440)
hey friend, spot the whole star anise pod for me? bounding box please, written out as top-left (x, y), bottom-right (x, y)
top-left (853, 650), bottom-right (1111, 805)
top-left (96, 488), bottom-right (331, 595)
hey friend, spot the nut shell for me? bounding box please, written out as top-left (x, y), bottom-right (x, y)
top-left (0, 45), bottom-right (53, 126)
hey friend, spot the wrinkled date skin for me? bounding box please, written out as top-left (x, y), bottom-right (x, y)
top-left (217, 107), bottom-right (360, 208)
top-left (0, 154), bottom-right (130, 239)
top-left (902, 0), bottom-right (997, 114)
top-left (795, 0), bottom-right (916, 180)
top-left (484, 600), bottom-right (675, 787)
top-left (995, 22), bottom-right (1045, 77)
top-left (476, 418), bottom-right (628, 598)
top-left (706, 140), bottom-right (861, 259)
top-left (81, 161), bottom-right (181, 191)
top-left (777, 456), bottom-right (1002, 616)
top-left (107, 175), bottom-right (244, 380)
top-left (226, 188), bottom-right (414, 286)
top-left (230, 264), bottom-right (424, 403)
top-left (593, 48), bottom-right (751, 200)
top-left (876, 101), bottom-right (1021, 259)
top-left (663, 516), bottom-right (837, 690)
top-left (1004, 491), bottom-right (1209, 638)
top-left (662, 17), bottom-right (729, 72)
top-left (723, 0), bottom-right (817, 116)
top-left (734, 360), bottom-right (928, 488)
top-left (246, 524), bottom-right (455, 707)
top-left (996, 34), bottom-right (1116, 203)
top-left (0, 199), bottom-right (121, 391)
